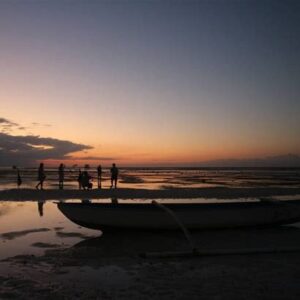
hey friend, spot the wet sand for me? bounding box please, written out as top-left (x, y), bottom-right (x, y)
top-left (1, 188), bottom-right (300, 299)
top-left (1, 187), bottom-right (300, 201)
top-left (1, 227), bottom-right (300, 299)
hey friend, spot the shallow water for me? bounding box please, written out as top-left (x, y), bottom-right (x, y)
top-left (0, 201), bottom-right (100, 260)
top-left (1, 197), bottom-right (300, 260)
top-left (1, 167), bottom-right (300, 190)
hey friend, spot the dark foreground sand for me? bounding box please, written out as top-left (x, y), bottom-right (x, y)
top-left (1, 187), bottom-right (300, 200)
top-left (1, 227), bottom-right (300, 299)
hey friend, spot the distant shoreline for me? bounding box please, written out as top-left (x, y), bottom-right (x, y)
top-left (0, 187), bottom-right (300, 201)
top-left (1, 166), bottom-right (300, 170)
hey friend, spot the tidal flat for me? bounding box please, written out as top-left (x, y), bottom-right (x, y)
top-left (1, 199), bottom-right (300, 299)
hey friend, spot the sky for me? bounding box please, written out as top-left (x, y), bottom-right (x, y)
top-left (0, 0), bottom-right (300, 167)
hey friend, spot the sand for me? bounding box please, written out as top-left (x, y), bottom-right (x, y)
top-left (1, 228), bottom-right (51, 240)
top-left (1, 187), bottom-right (300, 299)
top-left (1, 227), bottom-right (300, 299)
top-left (0, 186), bottom-right (300, 201)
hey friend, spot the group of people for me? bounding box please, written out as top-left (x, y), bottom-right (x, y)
top-left (32, 163), bottom-right (119, 190)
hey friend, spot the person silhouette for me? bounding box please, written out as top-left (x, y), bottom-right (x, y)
top-left (36, 163), bottom-right (46, 190)
top-left (110, 163), bottom-right (118, 189)
top-left (12, 165), bottom-right (22, 188)
top-left (77, 169), bottom-right (82, 190)
top-left (58, 163), bottom-right (65, 190)
top-left (17, 169), bottom-right (22, 188)
top-left (82, 171), bottom-right (93, 190)
top-left (97, 165), bottom-right (102, 189)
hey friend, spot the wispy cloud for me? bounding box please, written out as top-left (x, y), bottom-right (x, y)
top-left (31, 122), bottom-right (52, 128)
top-left (0, 118), bottom-right (18, 125)
top-left (0, 118), bottom-right (19, 133)
top-left (1, 117), bottom-right (52, 135)
top-left (65, 156), bottom-right (117, 161)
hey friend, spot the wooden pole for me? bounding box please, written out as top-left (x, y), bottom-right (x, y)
top-left (152, 200), bottom-right (197, 251)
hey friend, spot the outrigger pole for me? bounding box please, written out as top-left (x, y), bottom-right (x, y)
top-left (141, 201), bottom-right (300, 259)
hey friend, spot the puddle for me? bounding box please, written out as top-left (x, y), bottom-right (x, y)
top-left (0, 201), bottom-right (100, 260)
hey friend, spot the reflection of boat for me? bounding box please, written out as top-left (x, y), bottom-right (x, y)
top-left (72, 226), bottom-right (300, 256)
top-left (57, 200), bottom-right (300, 231)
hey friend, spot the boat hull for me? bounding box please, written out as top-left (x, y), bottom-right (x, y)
top-left (57, 200), bottom-right (300, 230)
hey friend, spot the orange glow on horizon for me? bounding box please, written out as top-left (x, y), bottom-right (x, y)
top-left (42, 146), bottom-right (298, 167)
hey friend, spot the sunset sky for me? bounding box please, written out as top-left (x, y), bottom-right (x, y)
top-left (0, 0), bottom-right (299, 167)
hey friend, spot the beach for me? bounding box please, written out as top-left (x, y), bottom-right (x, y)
top-left (1, 225), bottom-right (300, 299)
top-left (1, 0), bottom-right (300, 297)
top-left (1, 164), bottom-right (300, 300)
top-left (1, 184), bottom-right (300, 299)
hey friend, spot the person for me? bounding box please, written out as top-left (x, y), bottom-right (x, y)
top-left (110, 163), bottom-right (118, 189)
top-left (97, 164), bottom-right (102, 189)
top-left (58, 163), bottom-right (65, 190)
top-left (77, 169), bottom-right (83, 190)
top-left (17, 169), bottom-right (22, 188)
top-left (12, 165), bottom-right (22, 188)
top-left (36, 163), bottom-right (46, 190)
top-left (82, 171), bottom-right (93, 190)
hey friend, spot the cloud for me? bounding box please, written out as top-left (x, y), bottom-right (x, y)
top-left (0, 118), bottom-right (18, 126)
top-left (30, 122), bottom-right (52, 128)
top-left (0, 132), bottom-right (93, 166)
top-left (64, 155), bottom-right (118, 161)
top-left (0, 118), bottom-right (19, 133)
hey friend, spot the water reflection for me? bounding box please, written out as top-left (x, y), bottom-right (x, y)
top-left (1, 199), bottom-right (300, 261)
top-left (0, 201), bottom-right (99, 260)
top-left (37, 200), bottom-right (45, 217)
top-left (111, 197), bottom-right (118, 204)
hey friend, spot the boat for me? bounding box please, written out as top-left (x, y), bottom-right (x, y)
top-left (57, 199), bottom-right (300, 231)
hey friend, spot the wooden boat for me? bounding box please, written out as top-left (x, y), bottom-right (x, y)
top-left (57, 199), bottom-right (300, 231)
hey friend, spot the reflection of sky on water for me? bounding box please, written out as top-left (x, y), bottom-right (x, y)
top-left (2, 197), bottom-right (300, 260)
top-left (0, 168), bottom-right (300, 190)
top-left (0, 201), bottom-right (100, 260)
